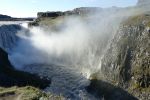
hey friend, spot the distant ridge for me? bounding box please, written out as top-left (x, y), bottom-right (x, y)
top-left (37, 7), bottom-right (103, 18)
top-left (0, 14), bottom-right (34, 21)
top-left (0, 14), bottom-right (11, 19)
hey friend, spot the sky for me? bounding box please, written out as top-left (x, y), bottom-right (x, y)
top-left (0, 0), bottom-right (138, 17)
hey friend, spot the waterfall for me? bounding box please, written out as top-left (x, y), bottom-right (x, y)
top-left (0, 24), bottom-right (21, 52)
top-left (7, 8), bottom-right (136, 99)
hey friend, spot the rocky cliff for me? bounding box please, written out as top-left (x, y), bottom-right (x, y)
top-left (89, 13), bottom-right (150, 100)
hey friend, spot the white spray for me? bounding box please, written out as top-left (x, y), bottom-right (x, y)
top-left (9, 7), bottom-right (145, 78)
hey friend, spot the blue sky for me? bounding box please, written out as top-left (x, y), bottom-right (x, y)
top-left (0, 0), bottom-right (137, 17)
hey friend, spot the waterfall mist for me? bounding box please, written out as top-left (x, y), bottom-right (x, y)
top-left (9, 5), bottom-right (150, 79)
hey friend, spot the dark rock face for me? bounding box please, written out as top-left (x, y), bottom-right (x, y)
top-left (87, 79), bottom-right (138, 100)
top-left (0, 47), bottom-right (51, 89)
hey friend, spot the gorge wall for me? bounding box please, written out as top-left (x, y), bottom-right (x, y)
top-left (89, 13), bottom-right (150, 100)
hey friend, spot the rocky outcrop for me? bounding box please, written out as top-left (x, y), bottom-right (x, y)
top-left (0, 47), bottom-right (51, 89)
top-left (91, 14), bottom-right (150, 100)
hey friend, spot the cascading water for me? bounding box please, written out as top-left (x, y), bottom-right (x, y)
top-left (0, 24), bottom-right (21, 52)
